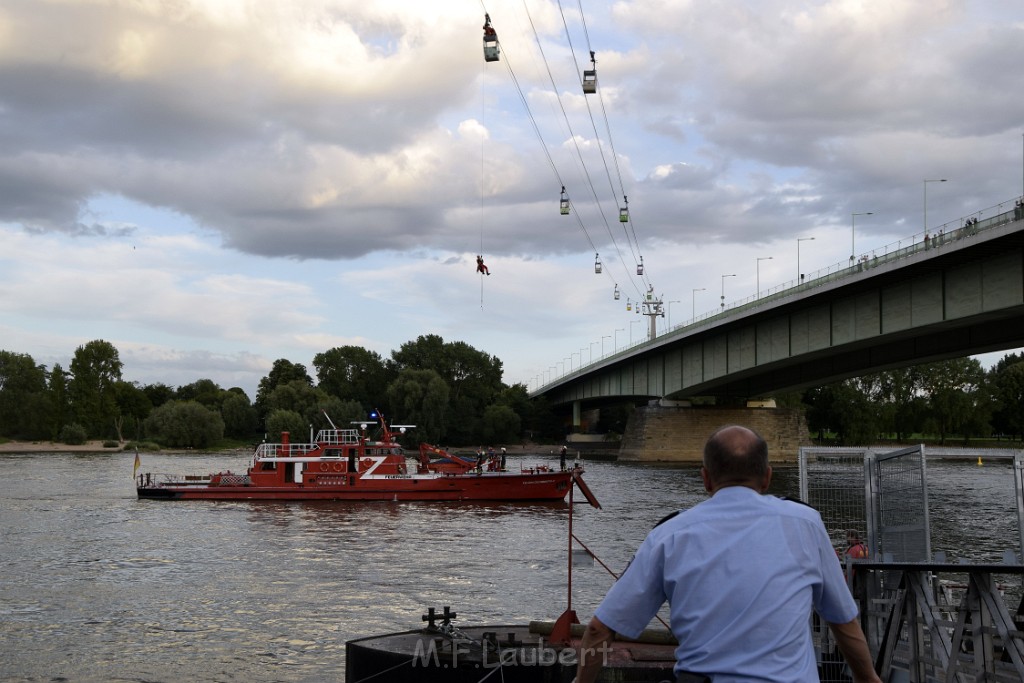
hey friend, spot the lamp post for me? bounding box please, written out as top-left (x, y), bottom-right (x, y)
top-left (590, 341), bottom-right (598, 363)
top-left (692, 287), bottom-right (705, 319)
top-left (614, 327), bottom-right (624, 352)
top-left (797, 237), bottom-right (815, 281)
top-left (629, 319), bottom-right (640, 344)
top-left (667, 300), bottom-right (680, 329)
top-left (564, 357), bottom-right (570, 374)
top-left (851, 212), bottom-right (872, 263)
top-left (756, 257), bottom-right (773, 297)
top-left (924, 178), bottom-right (947, 234)
top-left (601, 335), bottom-right (610, 357)
top-left (720, 274), bottom-right (736, 310)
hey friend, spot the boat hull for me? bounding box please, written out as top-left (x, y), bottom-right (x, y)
top-left (137, 471), bottom-right (573, 502)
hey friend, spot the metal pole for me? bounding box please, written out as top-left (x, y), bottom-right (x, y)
top-left (720, 274), bottom-right (735, 310)
top-left (692, 288), bottom-right (705, 319)
top-left (756, 257), bottom-right (773, 297)
top-left (851, 212), bottom-right (873, 263)
top-left (797, 237), bottom-right (815, 280)
top-left (923, 179), bottom-right (947, 233)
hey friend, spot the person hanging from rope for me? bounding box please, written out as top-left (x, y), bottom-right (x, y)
top-left (476, 255), bottom-right (490, 275)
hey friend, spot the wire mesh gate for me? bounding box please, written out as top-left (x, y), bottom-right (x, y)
top-left (798, 445), bottom-right (1024, 682)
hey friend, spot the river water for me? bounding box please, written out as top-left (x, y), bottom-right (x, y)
top-left (1, 451), bottom-right (1018, 682)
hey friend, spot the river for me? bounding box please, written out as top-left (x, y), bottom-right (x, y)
top-left (0, 450), bottom-right (1018, 682)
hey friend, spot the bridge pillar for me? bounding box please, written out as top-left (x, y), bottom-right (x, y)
top-left (618, 404), bottom-right (810, 463)
top-left (572, 400), bottom-right (581, 433)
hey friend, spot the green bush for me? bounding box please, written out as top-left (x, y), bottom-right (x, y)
top-left (59, 423), bottom-right (88, 445)
top-left (102, 440), bottom-right (120, 448)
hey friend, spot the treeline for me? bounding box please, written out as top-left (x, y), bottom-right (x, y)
top-left (802, 354), bottom-right (1024, 446)
top-left (0, 336), bottom-right (563, 448)
top-left (1, 338), bottom-right (1022, 449)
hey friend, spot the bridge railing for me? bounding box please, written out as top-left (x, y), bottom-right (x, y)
top-left (535, 196), bottom-right (1024, 390)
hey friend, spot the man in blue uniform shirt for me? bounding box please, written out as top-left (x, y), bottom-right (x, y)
top-left (575, 425), bottom-right (880, 683)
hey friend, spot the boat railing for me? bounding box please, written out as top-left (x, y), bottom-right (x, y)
top-left (253, 429), bottom-right (361, 459)
top-left (137, 472), bottom-right (213, 486)
top-left (815, 561), bottom-right (1024, 682)
top-left (315, 428), bottom-right (361, 446)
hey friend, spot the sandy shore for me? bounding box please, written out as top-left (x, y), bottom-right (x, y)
top-left (0, 440), bottom-right (125, 453)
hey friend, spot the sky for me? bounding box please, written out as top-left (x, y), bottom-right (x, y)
top-left (1, 0), bottom-right (1023, 401)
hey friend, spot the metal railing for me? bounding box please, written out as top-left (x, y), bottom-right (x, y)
top-left (820, 562), bottom-right (1024, 683)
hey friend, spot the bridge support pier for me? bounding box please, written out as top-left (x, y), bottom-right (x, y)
top-left (618, 403), bottom-right (810, 463)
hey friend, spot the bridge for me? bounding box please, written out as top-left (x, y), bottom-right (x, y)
top-left (532, 197), bottom-right (1024, 458)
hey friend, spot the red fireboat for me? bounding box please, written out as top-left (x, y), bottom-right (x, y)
top-left (136, 413), bottom-right (588, 502)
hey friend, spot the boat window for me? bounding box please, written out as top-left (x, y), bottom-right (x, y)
top-left (325, 449), bottom-right (343, 458)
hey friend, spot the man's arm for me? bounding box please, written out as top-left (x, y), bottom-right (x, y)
top-left (575, 615), bottom-right (615, 683)
top-left (828, 617), bottom-right (882, 683)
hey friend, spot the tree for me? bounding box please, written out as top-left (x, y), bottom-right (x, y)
top-left (114, 381), bottom-right (153, 443)
top-left (69, 340), bottom-right (123, 438)
top-left (869, 367), bottom-right (925, 441)
top-left (917, 358), bottom-right (986, 444)
top-left (221, 392), bottom-right (258, 439)
top-left (265, 409), bottom-right (308, 441)
top-left (176, 379), bottom-right (223, 407)
top-left (313, 346), bottom-right (391, 410)
top-left (386, 369), bottom-right (449, 444)
top-left (48, 363), bottom-right (70, 439)
top-left (141, 383), bottom-right (176, 410)
top-left (255, 359), bottom-right (312, 420)
top-left (990, 360), bottom-right (1024, 440)
top-left (804, 380), bottom-right (877, 446)
top-left (144, 400), bottom-right (225, 448)
top-left (390, 335), bottom-right (503, 444)
top-left (0, 350), bottom-right (50, 439)
top-left (478, 404), bottom-right (521, 444)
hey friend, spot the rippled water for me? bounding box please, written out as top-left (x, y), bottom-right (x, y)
top-left (0, 451), bottom-right (1017, 682)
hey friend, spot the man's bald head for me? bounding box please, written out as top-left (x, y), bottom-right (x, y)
top-left (701, 425), bottom-right (770, 493)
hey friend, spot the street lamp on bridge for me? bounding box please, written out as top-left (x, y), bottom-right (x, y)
top-left (924, 178), bottom-right (947, 234)
top-left (851, 212), bottom-right (873, 263)
top-left (692, 287), bottom-right (705, 319)
top-left (667, 300), bottom-right (680, 329)
top-left (614, 327), bottom-right (624, 353)
top-left (601, 335), bottom-right (610, 357)
top-left (756, 257), bottom-right (773, 297)
top-left (720, 274), bottom-right (736, 310)
top-left (797, 237), bottom-right (815, 281)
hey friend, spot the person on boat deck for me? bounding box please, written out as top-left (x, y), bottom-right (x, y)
top-left (845, 530), bottom-right (868, 560)
top-left (476, 255), bottom-right (490, 275)
top-left (575, 425), bottom-right (881, 683)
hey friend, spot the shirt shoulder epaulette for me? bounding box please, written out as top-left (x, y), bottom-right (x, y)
top-left (774, 494), bottom-right (819, 511)
top-left (653, 510), bottom-right (680, 528)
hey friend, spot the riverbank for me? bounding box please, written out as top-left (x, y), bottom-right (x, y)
top-left (0, 440), bottom-right (123, 453)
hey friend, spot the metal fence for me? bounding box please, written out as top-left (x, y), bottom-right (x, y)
top-left (800, 445), bottom-right (1024, 682)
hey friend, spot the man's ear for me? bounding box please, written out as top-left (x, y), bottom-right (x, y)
top-left (760, 465), bottom-right (773, 493)
top-left (701, 466), bottom-right (712, 493)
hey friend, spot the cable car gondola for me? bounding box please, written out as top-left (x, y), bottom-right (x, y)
top-left (560, 186), bottom-right (570, 215)
top-left (483, 14), bottom-right (499, 62)
top-left (619, 195), bottom-right (629, 223)
top-left (594, 253), bottom-right (602, 274)
top-left (637, 256), bottom-right (644, 276)
top-left (582, 51), bottom-right (597, 95)
top-left (613, 285), bottom-right (620, 300)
